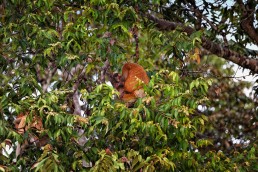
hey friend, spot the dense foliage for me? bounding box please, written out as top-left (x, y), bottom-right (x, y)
top-left (0, 0), bottom-right (257, 171)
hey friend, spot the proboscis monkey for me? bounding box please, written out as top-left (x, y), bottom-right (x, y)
top-left (118, 63), bottom-right (149, 103)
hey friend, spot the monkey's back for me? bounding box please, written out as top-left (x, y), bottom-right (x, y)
top-left (123, 63), bottom-right (149, 93)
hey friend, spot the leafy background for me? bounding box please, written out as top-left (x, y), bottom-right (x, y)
top-left (0, 0), bottom-right (257, 171)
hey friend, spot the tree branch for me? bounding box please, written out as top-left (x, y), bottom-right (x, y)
top-left (237, 0), bottom-right (258, 45)
top-left (36, 62), bottom-right (57, 93)
top-left (147, 14), bottom-right (258, 73)
top-left (101, 60), bottom-right (110, 83)
top-left (72, 64), bottom-right (87, 116)
top-left (72, 82), bottom-right (81, 116)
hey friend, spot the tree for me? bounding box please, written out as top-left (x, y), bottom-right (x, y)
top-left (0, 0), bottom-right (257, 171)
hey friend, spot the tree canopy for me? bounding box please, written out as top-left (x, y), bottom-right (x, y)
top-left (0, 0), bottom-right (257, 171)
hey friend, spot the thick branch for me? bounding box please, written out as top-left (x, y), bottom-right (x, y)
top-left (147, 14), bottom-right (258, 73)
top-left (72, 64), bottom-right (87, 116)
top-left (72, 83), bottom-right (81, 116)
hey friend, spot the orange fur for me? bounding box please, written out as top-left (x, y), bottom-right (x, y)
top-left (120, 63), bottom-right (149, 102)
